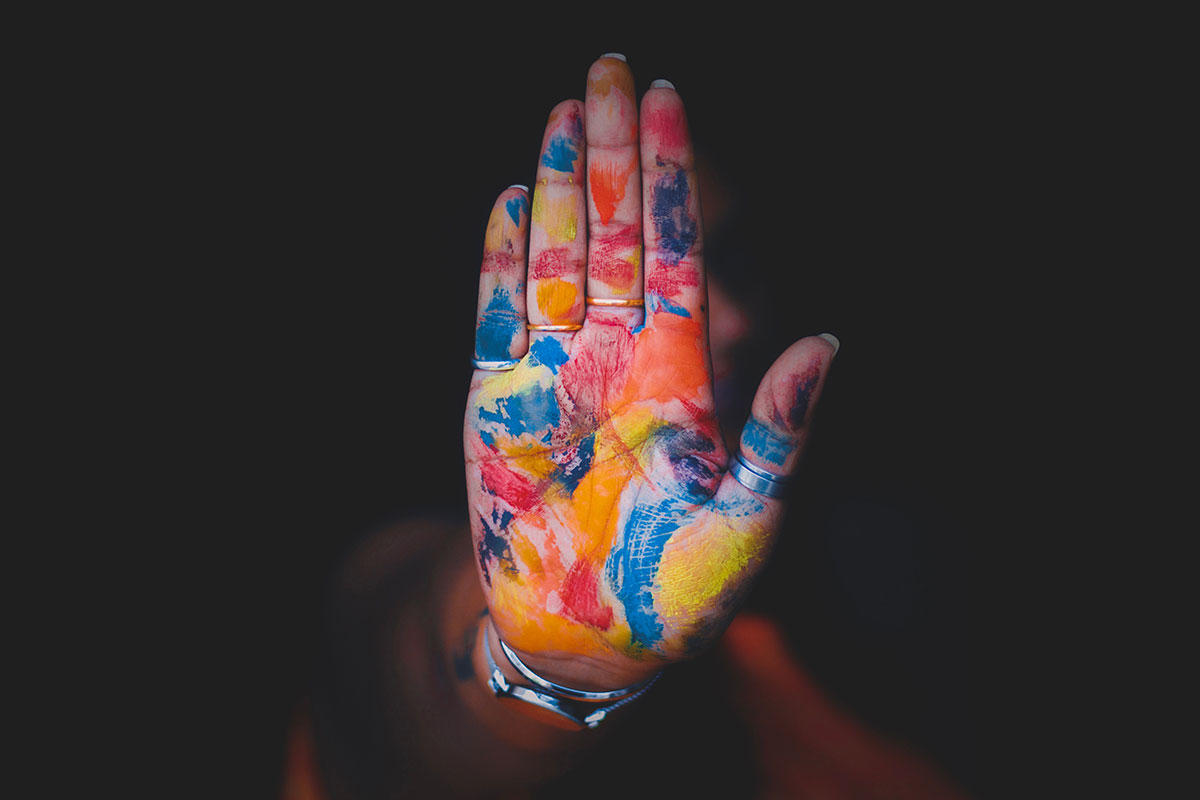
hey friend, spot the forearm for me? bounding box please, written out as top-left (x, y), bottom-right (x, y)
top-left (307, 520), bottom-right (606, 797)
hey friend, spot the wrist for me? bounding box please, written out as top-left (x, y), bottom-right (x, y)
top-left (438, 560), bottom-right (587, 749)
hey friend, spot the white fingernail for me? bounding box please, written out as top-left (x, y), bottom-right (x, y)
top-left (507, 184), bottom-right (530, 193)
top-left (649, 79), bottom-right (675, 90)
top-left (818, 333), bottom-right (841, 355)
top-left (600, 52), bottom-right (627, 62)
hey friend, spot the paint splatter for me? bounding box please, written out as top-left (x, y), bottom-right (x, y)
top-left (479, 458), bottom-right (542, 513)
top-left (531, 191), bottom-right (577, 245)
top-left (505, 195), bottom-right (528, 227)
top-left (589, 160), bottom-right (635, 225)
top-left (478, 509), bottom-right (518, 587)
top-left (531, 247), bottom-right (575, 279)
top-left (642, 105), bottom-right (689, 151)
top-left (740, 418), bottom-right (796, 467)
top-left (647, 293), bottom-right (692, 318)
top-left (560, 559), bottom-right (613, 630)
top-left (536, 278), bottom-right (578, 321)
top-left (476, 285), bottom-right (522, 359)
top-left (551, 432), bottom-right (594, 495)
top-left (654, 425), bottom-right (717, 501)
top-left (587, 66), bottom-right (634, 101)
top-left (542, 132), bottom-right (579, 172)
top-left (788, 363), bottom-right (822, 428)
top-left (605, 497), bottom-right (689, 651)
top-left (529, 335), bottom-right (569, 373)
top-left (650, 169), bottom-right (697, 267)
top-left (587, 224), bottom-right (641, 292)
top-left (478, 381), bottom-right (560, 441)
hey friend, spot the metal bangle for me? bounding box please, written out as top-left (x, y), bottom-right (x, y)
top-left (495, 629), bottom-right (658, 702)
top-left (729, 453), bottom-right (790, 498)
top-left (482, 623), bottom-right (658, 729)
top-left (472, 357), bottom-right (521, 371)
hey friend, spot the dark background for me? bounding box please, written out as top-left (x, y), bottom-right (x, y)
top-left (72, 16), bottom-right (1120, 799)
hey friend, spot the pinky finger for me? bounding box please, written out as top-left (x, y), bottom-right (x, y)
top-left (474, 186), bottom-right (531, 364)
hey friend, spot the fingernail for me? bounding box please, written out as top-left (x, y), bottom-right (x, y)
top-left (507, 184), bottom-right (529, 193)
top-left (649, 79), bottom-right (675, 90)
top-left (818, 333), bottom-right (840, 356)
top-left (600, 52), bottom-right (627, 62)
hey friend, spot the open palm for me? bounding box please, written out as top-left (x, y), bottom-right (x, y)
top-left (465, 56), bottom-right (836, 689)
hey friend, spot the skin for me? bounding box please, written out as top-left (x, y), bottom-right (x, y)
top-left (282, 55), bottom-right (972, 799)
top-left (467, 56), bottom-right (837, 691)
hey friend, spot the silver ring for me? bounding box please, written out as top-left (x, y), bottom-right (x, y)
top-left (472, 357), bottom-right (521, 371)
top-left (495, 626), bottom-right (658, 702)
top-left (730, 453), bottom-right (790, 498)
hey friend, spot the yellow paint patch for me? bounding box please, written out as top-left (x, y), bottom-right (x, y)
top-left (483, 204), bottom-right (515, 252)
top-left (531, 191), bottom-right (577, 245)
top-left (510, 527), bottom-right (544, 576)
top-left (588, 65), bottom-right (635, 101)
top-left (569, 455), bottom-right (630, 558)
top-left (655, 516), bottom-right (767, 621)
top-left (536, 278), bottom-right (578, 322)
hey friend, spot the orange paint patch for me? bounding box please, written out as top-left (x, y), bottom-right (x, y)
top-left (536, 277), bottom-right (578, 322)
top-left (589, 160), bottom-right (635, 225)
top-left (621, 311), bottom-right (708, 406)
top-left (587, 67), bottom-right (635, 101)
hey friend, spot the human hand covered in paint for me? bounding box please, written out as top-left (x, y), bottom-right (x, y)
top-left (465, 56), bottom-right (837, 690)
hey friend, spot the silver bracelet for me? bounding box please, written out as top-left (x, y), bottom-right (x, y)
top-left (482, 622), bottom-right (659, 729)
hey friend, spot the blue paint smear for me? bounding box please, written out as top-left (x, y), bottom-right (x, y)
top-left (789, 372), bottom-right (820, 428)
top-left (476, 286), bottom-right (522, 359)
top-left (741, 418), bottom-right (795, 467)
top-left (605, 497), bottom-right (689, 651)
top-left (647, 293), bottom-right (692, 318)
top-left (505, 195), bottom-right (528, 227)
top-left (529, 335), bottom-right (569, 373)
top-left (479, 429), bottom-right (495, 448)
top-left (478, 382), bottom-right (560, 438)
top-left (650, 169), bottom-right (697, 267)
top-left (477, 509), bottom-right (516, 587)
top-left (554, 432), bottom-right (594, 495)
top-left (656, 426), bottom-right (716, 501)
top-left (711, 492), bottom-right (766, 518)
top-left (541, 132), bottom-right (578, 172)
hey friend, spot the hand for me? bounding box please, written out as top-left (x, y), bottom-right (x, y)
top-left (465, 55), bottom-right (837, 691)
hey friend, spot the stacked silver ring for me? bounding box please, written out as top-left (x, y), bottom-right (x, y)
top-left (729, 453), bottom-right (790, 498)
top-left (472, 358), bottom-right (521, 371)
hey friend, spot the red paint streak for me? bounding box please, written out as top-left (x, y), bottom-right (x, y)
top-left (679, 397), bottom-right (720, 442)
top-left (481, 251), bottom-right (518, 274)
top-left (560, 325), bottom-right (634, 418)
top-left (645, 256), bottom-right (698, 297)
top-left (530, 247), bottom-right (576, 279)
top-left (479, 459), bottom-right (542, 513)
top-left (588, 225), bottom-right (640, 291)
top-left (560, 559), bottom-right (613, 630)
top-left (589, 161), bottom-right (634, 225)
top-left (642, 105), bottom-right (688, 151)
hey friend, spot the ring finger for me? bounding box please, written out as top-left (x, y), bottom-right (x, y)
top-left (527, 99), bottom-right (588, 343)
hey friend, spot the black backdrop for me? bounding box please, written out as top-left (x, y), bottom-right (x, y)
top-left (106, 19), bottom-right (1097, 798)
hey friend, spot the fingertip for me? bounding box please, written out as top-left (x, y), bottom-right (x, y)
top-left (818, 332), bottom-right (841, 357)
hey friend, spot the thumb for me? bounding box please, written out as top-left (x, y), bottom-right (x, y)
top-left (718, 333), bottom-right (838, 501)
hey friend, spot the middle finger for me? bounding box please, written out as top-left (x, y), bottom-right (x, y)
top-left (584, 54), bottom-right (644, 325)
